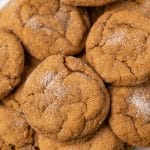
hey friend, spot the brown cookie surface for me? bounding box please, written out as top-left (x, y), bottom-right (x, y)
top-left (0, 106), bottom-right (33, 148)
top-left (109, 82), bottom-right (150, 147)
top-left (0, 0), bottom-right (90, 60)
top-left (86, 8), bottom-right (150, 86)
top-left (38, 125), bottom-right (124, 150)
top-left (61, 0), bottom-right (118, 7)
top-left (1, 54), bottom-right (40, 113)
top-left (0, 28), bottom-right (24, 100)
top-left (20, 55), bottom-right (110, 142)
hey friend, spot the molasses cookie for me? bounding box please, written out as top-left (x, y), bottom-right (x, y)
top-left (1, 55), bottom-right (40, 112)
top-left (109, 82), bottom-right (150, 147)
top-left (86, 9), bottom-right (150, 86)
top-left (38, 125), bottom-right (125, 150)
top-left (0, 0), bottom-right (90, 60)
top-left (21, 55), bottom-right (110, 142)
top-left (0, 106), bottom-right (33, 148)
top-left (61, 0), bottom-right (118, 7)
top-left (0, 28), bottom-right (24, 100)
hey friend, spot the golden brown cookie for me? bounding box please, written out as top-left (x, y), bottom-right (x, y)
top-left (109, 82), bottom-right (150, 147)
top-left (20, 55), bottom-right (110, 143)
top-left (86, 8), bottom-right (150, 86)
top-left (61, 0), bottom-right (118, 7)
top-left (0, 28), bottom-right (24, 100)
top-left (0, 0), bottom-right (90, 60)
top-left (1, 55), bottom-right (39, 112)
top-left (38, 125), bottom-right (125, 150)
top-left (0, 106), bottom-right (33, 148)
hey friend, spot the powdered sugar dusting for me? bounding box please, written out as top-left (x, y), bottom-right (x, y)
top-left (46, 79), bottom-right (66, 99)
top-left (129, 88), bottom-right (150, 119)
top-left (106, 29), bottom-right (127, 46)
top-left (41, 72), bottom-right (55, 87)
top-left (26, 17), bottom-right (42, 29)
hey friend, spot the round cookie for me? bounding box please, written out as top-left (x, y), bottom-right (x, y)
top-left (20, 55), bottom-right (110, 142)
top-left (61, 0), bottom-right (118, 7)
top-left (0, 28), bottom-right (24, 100)
top-left (0, 0), bottom-right (90, 60)
top-left (86, 9), bottom-right (150, 86)
top-left (109, 81), bottom-right (150, 147)
top-left (38, 125), bottom-right (125, 150)
top-left (0, 105), bottom-right (33, 147)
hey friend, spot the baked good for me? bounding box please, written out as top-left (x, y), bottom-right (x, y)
top-left (38, 125), bottom-right (125, 150)
top-left (0, 0), bottom-right (90, 60)
top-left (1, 55), bottom-right (39, 112)
top-left (21, 55), bottom-right (110, 142)
top-left (86, 8), bottom-right (150, 86)
top-left (109, 82), bottom-right (150, 146)
top-left (0, 28), bottom-right (24, 100)
top-left (0, 106), bottom-right (33, 147)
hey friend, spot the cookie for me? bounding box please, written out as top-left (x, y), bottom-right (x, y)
top-left (0, 106), bottom-right (33, 148)
top-left (109, 82), bottom-right (150, 147)
top-left (1, 56), bottom-right (39, 112)
top-left (20, 55), bottom-right (110, 142)
top-left (61, 0), bottom-right (118, 7)
top-left (86, 8), bottom-right (150, 86)
top-left (38, 125), bottom-right (125, 150)
top-left (0, 0), bottom-right (90, 60)
top-left (0, 28), bottom-right (24, 100)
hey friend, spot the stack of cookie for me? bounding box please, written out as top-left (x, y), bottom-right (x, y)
top-left (0, 0), bottom-right (149, 150)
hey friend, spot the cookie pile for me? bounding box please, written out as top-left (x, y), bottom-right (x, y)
top-left (0, 0), bottom-right (149, 150)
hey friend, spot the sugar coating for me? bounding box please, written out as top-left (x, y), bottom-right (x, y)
top-left (129, 89), bottom-right (150, 119)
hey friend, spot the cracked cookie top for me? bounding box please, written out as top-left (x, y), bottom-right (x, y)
top-left (0, 106), bottom-right (33, 148)
top-left (38, 125), bottom-right (125, 150)
top-left (109, 82), bottom-right (150, 147)
top-left (0, 28), bottom-right (24, 100)
top-left (20, 55), bottom-right (110, 142)
top-left (0, 0), bottom-right (90, 60)
top-left (86, 9), bottom-right (150, 86)
top-left (61, 0), bottom-right (118, 7)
